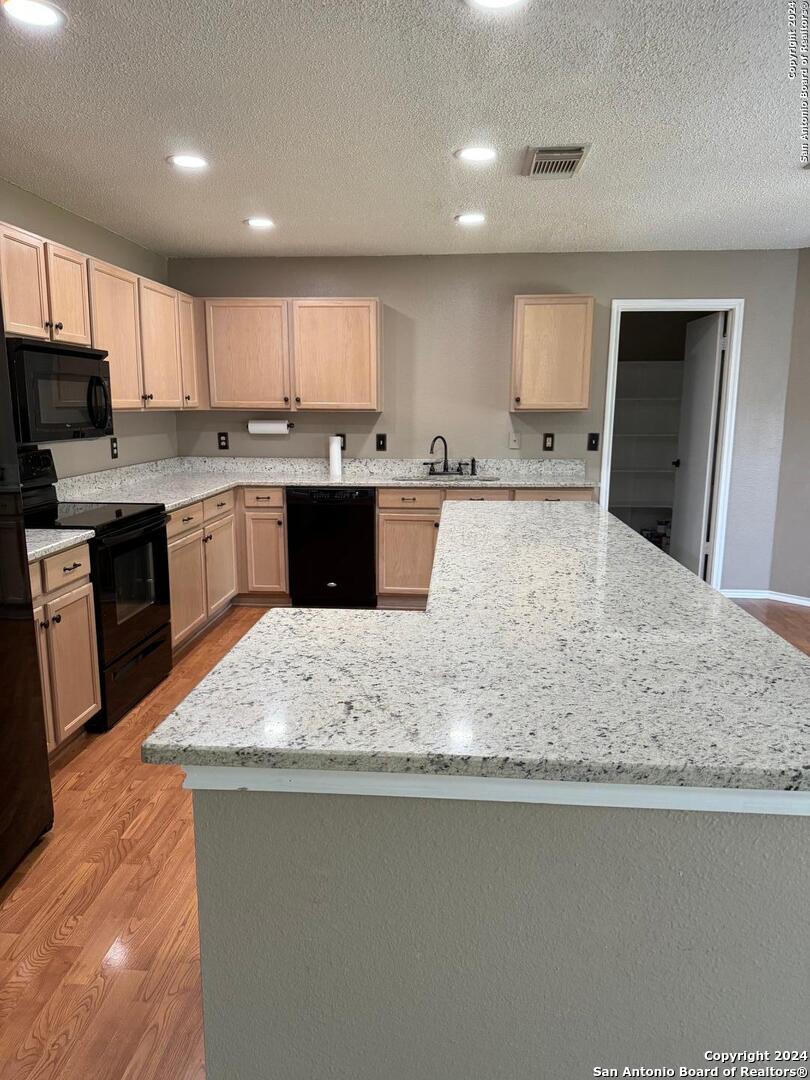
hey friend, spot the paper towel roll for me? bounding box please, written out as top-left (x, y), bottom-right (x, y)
top-left (329, 435), bottom-right (343, 481)
top-left (247, 420), bottom-right (291, 436)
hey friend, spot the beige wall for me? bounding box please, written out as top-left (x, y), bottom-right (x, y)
top-left (771, 249), bottom-right (810, 598)
top-left (0, 176), bottom-right (175, 477)
top-left (170, 251), bottom-right (799, 589)
top-left (193, 789), bottom-right (810, 1080)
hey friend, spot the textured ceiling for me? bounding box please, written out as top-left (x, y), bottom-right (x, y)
top-left (0, 0), bottom-right (804, 257)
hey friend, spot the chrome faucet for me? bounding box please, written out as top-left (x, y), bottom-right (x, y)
top-left (429, 435), bottom-right (449, 475)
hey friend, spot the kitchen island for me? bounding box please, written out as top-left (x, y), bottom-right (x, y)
top-left (143, 502), bottom-right (810, 1080)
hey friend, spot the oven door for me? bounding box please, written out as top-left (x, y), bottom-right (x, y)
top-left (10, 341), bottom-right (113, 443)
top-left (93, 519), bottom-right (170, 667)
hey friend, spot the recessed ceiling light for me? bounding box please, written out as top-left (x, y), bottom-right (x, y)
top-left (466, 0), bottom-right (525, 8)
top-left (455, 212), bottom-right (486, 226)
top-left (168, 154), bottom-right (208, 170)
top-left (2, 0), bottom-right (64, 26)
top-left (454, 146), bottom-right (497, 164)
top-left (245, 217), bottom-right (275, 229)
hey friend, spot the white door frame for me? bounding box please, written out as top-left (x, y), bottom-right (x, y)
top-left (599, 298), bottom-right (745, 591)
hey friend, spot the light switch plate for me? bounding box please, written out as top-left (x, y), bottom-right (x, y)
top-left (508, 432), bottom-right (520, 450)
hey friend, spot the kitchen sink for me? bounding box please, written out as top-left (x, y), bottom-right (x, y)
top-left (391, 475), bottom-right (501, 483)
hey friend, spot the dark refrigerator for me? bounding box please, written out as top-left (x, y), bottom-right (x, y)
top-left (0, 303), bottom-right (54, 883)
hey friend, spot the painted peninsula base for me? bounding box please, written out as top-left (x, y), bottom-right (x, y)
top-left (192, 789), bottom-right (809, 1080)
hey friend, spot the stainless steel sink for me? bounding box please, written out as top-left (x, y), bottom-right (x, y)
top-left (391, 475), bottom-right (500, 483)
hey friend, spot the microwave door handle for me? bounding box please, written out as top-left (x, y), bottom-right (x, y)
top-left (98, 377), bottom-right (111, 430)
top-left (87, 376), bottom-right (110, 430)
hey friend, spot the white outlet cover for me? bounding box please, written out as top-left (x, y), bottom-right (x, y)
top-left (508, 432), bottom-right (520, 450)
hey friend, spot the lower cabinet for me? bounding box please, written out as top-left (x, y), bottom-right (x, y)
top-left (168, 513), bottom-right (237, 648)
top-left (377, 511), bottom-right (440, 595)
top-left (33, 581), bottom-right (101, 749)
top-left (244, 510), bottom-right (288, 593)
top-left (513, 487), bottom-right (594, 501)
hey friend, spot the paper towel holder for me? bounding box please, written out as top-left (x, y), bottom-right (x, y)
top-left (246, 419), bottom-right (295, 436)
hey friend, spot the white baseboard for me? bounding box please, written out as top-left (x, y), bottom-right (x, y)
top-left (722, 589), bottom-right (810, 608)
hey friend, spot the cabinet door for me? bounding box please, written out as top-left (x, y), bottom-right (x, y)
top-left (33, 604), bottom-right (55, 752)
top-left (139, 278), bottom-right (182, 407)
top-left (168, 529), bottom-right (207, 647)
top-left (206, 299), bottom-right (291, 408)
top-left (291, 299), bottom-right (379, 410)
top-left (88, 259), bottom-right (143, 409)
top-left (377, 512), bottom-right (440, 595)
top-left (178, 292), bottom-right (199, 408)
top-left (513, 488), bottom-right (594, 501)
top-left (0, 223), bottom-right (49, 338)
top-left (511, 295), bottom-right (593, 411)
top-left (204, 514), bottom-right (237, 616)
top-left (45, 582), bottom-right (101, 742)
top-left (45, 243), bottom-right (92, 345)
top-left (244, 511), bottom-right (287, 593)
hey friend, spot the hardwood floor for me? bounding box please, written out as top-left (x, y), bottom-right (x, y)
top-left (1, 598), bottom-right (809, 1078)
top-left (0, 607), bottom-right (264, 1080)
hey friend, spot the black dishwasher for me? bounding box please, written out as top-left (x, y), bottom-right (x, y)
top-left (286, 488), bottom-right (377, 608)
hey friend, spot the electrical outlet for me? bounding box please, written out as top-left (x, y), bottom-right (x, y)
top-left (218, 432), bottom-right (229, 450)
top-left (336, 433), bottom-right (346, 451)
top-left (508, 432), bottom-right (520, 450)
top-left (376, 433), bottom-right (387, 451)
top-left (587, 432), bottom-right (600, 452)
top-left (543, 433), bottom-right (555, 452)
top-left (110, 436), bottom-right (118, 460)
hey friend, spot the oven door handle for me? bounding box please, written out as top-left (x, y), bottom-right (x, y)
top-left (94, 516), bottom-right (168, 549)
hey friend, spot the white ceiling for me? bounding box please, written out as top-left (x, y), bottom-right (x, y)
top-left (0, 0), bottom-right (804, 257)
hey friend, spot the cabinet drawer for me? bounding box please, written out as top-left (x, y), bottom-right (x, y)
top-left (29, 560), bottom-right (43, 601)
top-left (167, 502), bottom-right (204, 539)
top-left (243, 487), bottom-right (284, 508)
top-left (513, 488), bottom-right (594, 501)
top-left (443, 489), bottom-right (511, 501)
top-left (378, 488), bottom-right (443, 510)
top-left (204, 490), bottom-right (235, 520)
top-left (42, 544), bottom-right (90, 593)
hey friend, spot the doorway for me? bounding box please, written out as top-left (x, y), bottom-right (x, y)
top-left (600, 299), bottom-right (744, 590)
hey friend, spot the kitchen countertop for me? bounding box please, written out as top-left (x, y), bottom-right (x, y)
top-left (143, 501), bottom-right (810, 798)
top-left (56, 456), bottom-right (595, 513)
top-left (26, 528), bottom-right (96, 563)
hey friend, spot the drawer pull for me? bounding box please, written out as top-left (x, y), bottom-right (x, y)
top-left (63, 561), bottom-right (81, 573)
top-left (51, 613), bottom-right (62, 624)
top-left (182, 516), bottom-right (194, 523)
top-left (216, 501), bottom-right (226, 508)
top-left (401, 496), bottom-right (416, 502)
top-left (546, 498), bottom-right (561, 502)
top-left (255, 495), bottom-right (273, 501)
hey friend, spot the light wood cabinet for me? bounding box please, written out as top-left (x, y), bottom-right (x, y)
top-left (291, 298), bottom-right (379, 410)
top-left (44, 582), bottom-right (101, 743)
top-left (377, 511), bottom-right (440, 595)
top-left (444, 489), bottom-right (511, 501)
top-left (0, 223), bottom-right (49, 338)
top-left (511, 294), bottom-right (594, 411)
top-left (244, 511), bottom-right (287, 593)
top-left (178, 292), bottom-right (199, 408)
top-left (44, 243), bottom-right (92, 346)
top-left (168, 529), bottom-right (208, 647)
top-left (204, 514), bottom-right (237, 616)
top-left (139, 278), bottom-right (182, 407)
top-left (513, 488), bottom-right (594, 501)
top-left (206, 299), bottom-right (291, 409)
top-left (88, 260), bottom-right (143, 409)
top-left (33, 604), bottom-right (55, 752)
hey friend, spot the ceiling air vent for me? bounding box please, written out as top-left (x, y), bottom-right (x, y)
top-left (523, 145), bottom-right (588, 177)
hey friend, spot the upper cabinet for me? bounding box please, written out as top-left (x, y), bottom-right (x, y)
top-left (139, 278), bottom-right (183, 408)
top-left (178, 292), bottom-right (199, 408)
top-left (0, 223), bottom-right (49, 338)
top-left (44, 243), bottom-right (92, 345)
top-left (88, 260), bottom-right (143, 408)
top-left (511, 294), bottom-right (594, 411)
top-left (291, 299), bottom-right (380, 410)
top-left (0, 225), bottom-right (92, 345)
top-left (206, 299), bottom-right (291, 409)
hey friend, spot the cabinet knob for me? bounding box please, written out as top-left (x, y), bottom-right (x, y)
top-left (185, 394), bottom-right (191, 401)
top-left (277, 519), bottom-right (283, 526)
top-left (40, 619), bottom-right (50, 629)
top-left (283, 396), bottom-right (289, 404)
top-left (51, 613), bottom-right (62, 624)
top-left (434, 522), bottom-right (439, 528)
top-left (294, 396), bottom-right (301, 403)
top-left (514, 396), bottom-right (521, 404)
top-left (44, 321), bottom-right (53, 329)
top-left (54, 322), bottom-right (64, 331)
top-left (147, 394), bottom-right (154, 400)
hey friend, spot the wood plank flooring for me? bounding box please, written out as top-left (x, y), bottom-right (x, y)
top-left (1, 598), bottom-right (809, 1078)
top-left (0, 607), bottom-right (264, 1080)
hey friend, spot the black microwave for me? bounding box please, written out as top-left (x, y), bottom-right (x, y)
top-left (6, 337), bottom-right (113, 445)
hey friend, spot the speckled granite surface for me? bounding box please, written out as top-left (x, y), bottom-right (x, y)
top-left (26, 528), bottom-right (95, 563)
top-left (143, 502), bottom-right (810, 791)
top-left (57, 456), bottom-right (592, 511)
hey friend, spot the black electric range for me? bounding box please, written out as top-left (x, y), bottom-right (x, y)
top-left (21, 448), bottom-right (172, 730)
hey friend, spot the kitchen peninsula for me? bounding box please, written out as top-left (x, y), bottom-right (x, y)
top-left (143, 501), bottom-right (810, 1080)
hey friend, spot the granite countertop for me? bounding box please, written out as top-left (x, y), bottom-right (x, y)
top-left (143, 501), bottom-right (810, 793)
top-left (26, 528), bottom-right (96, 563)
top-left (56, 456), bottom-right (595, 512)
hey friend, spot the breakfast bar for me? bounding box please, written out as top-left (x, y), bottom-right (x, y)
top-left (143, 502), bottom-right (810, 1079)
